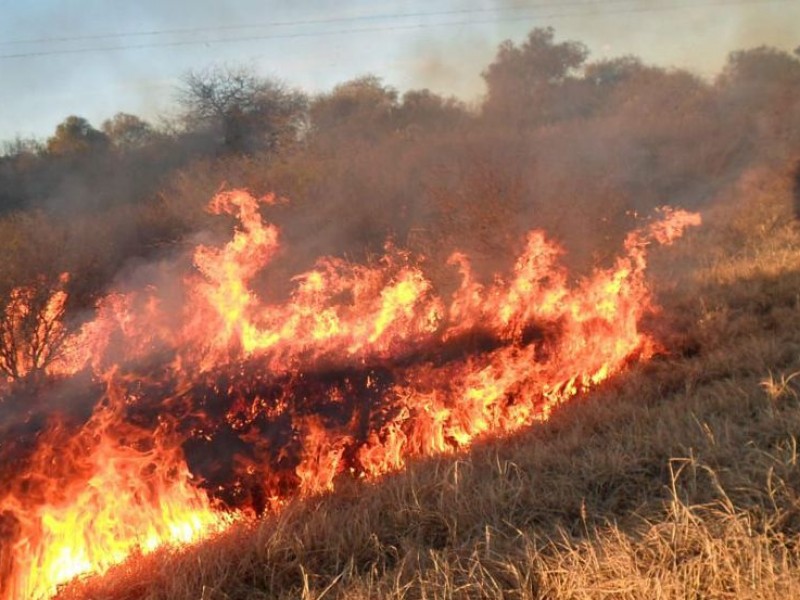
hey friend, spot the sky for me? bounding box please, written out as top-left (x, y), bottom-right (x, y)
top-left (0, 0), bottom-right (798, 143)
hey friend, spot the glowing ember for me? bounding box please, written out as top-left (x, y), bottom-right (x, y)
top-left (0, 190), bottom-right (699, 599)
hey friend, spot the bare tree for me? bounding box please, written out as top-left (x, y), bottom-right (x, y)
top-left (0, 275), bottom-right (71, 384)
top-left (178, 65), bottom-right (307, 155)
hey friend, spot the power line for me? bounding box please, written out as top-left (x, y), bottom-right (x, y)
top-left (0, 1), bottom-right (638, 47)
top-left (0, 0), bottom-right (793, 61)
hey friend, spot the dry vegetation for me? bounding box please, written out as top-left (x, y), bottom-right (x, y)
top-left (50, 166), bottom-right (800, 599)
top-left (2, 27), bottom-right (800, 599)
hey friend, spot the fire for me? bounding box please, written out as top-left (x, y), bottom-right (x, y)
top-left (0, 374), bottom-right (232, 600)
top-left (0, 190), bottom-right (699, 599)
top-left (0, 274), bottom-right (70, 383)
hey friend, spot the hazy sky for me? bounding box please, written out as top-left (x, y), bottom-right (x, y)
top-left (0, 0), bottom-right (798, 142)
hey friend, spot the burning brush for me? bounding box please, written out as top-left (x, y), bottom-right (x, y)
top-left (0, 190), bottom-right (699, 599)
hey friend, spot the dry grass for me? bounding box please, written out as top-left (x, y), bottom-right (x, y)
top-left (57, 164), bottom-right (800, 600)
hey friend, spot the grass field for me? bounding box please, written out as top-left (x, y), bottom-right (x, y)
top-left (56, 163), bottom-right (800, 600)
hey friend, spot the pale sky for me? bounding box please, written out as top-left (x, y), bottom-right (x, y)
top-left (0, 0), bottom-right (798, 142)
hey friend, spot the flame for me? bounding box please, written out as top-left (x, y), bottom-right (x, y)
top-left (0, 190), bottom-right (700, 599)
top-left (0, 374), bottom-right (231, 600)
top-left (0, 274), bottom-right (69, 383)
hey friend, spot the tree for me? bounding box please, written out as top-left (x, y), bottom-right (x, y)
top-left (46, 116), bottom-right (109, 156)
top-left (395, 89), bottom-right (467, 134)
top-left (0, 275), bottom-right (71, 384)
top-left (720, 46), bottom-right (800, 87)
top-left (102, 113), bottom-right (154, 149)
top-left (310, 75), bottom-right (398, 142)
top-left (584, 56), bottom-right (647, 87)
top-left (1, 137), bottom-right (43, 159)
top-left (717, 46), bottom-right (800, 158)
top-left (178, 65), bottom-right (307, 155)
top-left (482, 27), bottom-right (589, 126)
top-left (567, 56), bottom-right (653, 116)
top-left (793, 159), bottom-right (800, 219)
top-left (0, 138), bottom-right (43, 213)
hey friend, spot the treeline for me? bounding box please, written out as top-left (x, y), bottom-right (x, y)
top-left (0, 27), bottom-right (799, 381)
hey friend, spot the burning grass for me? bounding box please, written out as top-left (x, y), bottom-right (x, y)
top-left (50, 167), bottom-right (800, 599)
top-left (0, 187), bottom-right (699, 598)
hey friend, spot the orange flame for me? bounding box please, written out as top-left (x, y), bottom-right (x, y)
top-left (0, 190), bottom-right (700, 599)
top-left (0, 375), bottom-right (231, 599)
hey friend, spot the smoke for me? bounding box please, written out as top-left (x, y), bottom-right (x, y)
top-left (728, 3), bottom-right (800, 53)
top-left (400, 33), bottom-right (494, 102)
top-left (478, 0), bottom-right (800, 75)
top-left (0, 12), bottom-right (799, 596)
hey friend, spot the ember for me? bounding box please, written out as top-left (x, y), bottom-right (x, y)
top-left (0, 190), bottom-right (699, 599)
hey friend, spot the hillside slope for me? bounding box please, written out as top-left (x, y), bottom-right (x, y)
top-left (57, 164), bottom-right (800, 600)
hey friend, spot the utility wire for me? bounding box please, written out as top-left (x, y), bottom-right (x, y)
top-left (0, 0), bottom-right (793, 60)
top-left (0, 0), bottom-right (645, 47)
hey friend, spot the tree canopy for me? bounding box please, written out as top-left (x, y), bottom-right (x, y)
top-left (46, 116), bottom-right (109, 156)
top-left (482, 27), bottom-right (589, 125)
top-left (178, 65), bottom-right (307, 155)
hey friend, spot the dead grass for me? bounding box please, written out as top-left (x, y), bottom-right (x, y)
top-left (56, 164), bottom-right (800, 600)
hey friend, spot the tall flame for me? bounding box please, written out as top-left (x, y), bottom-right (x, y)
top-left (0, 190), bottom-right (700, 599)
